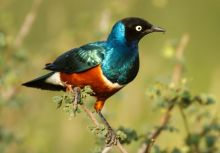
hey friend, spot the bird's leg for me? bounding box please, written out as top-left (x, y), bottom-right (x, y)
top-left (97, 111), bottom-right (118, 146)
top-left (95, 101), bottom-right (118, 145)
top-left (94, 100), bottom-right (118, 146)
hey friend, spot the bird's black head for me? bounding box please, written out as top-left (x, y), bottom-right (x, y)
top-left (120, 17), bottom-right (165, 42)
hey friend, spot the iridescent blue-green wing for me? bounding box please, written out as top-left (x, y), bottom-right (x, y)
top-left (44, 43), bottom-right (105, 73)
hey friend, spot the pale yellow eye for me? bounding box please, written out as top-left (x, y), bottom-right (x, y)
top-left (135, 25), bottom-right (142, 31)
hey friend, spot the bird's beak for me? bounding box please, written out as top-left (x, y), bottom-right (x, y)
top-left (143, 26), bottom-right (165, 35)
top-left (151, 26), bottom-right (165, 33)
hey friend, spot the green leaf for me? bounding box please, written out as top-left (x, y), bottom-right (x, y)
top-left (171, 148), bottom-right (182, 153)
top-left (194, 94), bottom-right (215, 105)
top-left (52, 95), bottom-right (63, 108)
top-left (13, 48), bottom-right (28, 62)
top-left (185, 134), bottom-right (200, 146)
top-left (116, 126), bottom-right (138, 144)
top-left (205, 135), bottom-right (216, 148)
top-left (81, 85), bottom-right (94, 95)
top-left (0, 126), bottom-right (15, 144)
top-left (152, 145), bottom-right (161, 153)
top-left (0, 32), bottom-right (6, 48)
top-left (91, 146), bottom-right (102, 153)
top-left (178, 89), bottom-right (192, 108)
top-left (164, 125), bottom-right (179, 133)
top-left (89, 124), bottom-right (107, 138)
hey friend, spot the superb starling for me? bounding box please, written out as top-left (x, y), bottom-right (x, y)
top-left (22, 17), bottom-right (165, 143)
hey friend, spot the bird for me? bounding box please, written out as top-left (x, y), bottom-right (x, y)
top-left (22, 17), bottom-right (165, 143)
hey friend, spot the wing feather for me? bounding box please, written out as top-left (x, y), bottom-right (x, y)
top-left (45, 43), bottom-right (105, 73)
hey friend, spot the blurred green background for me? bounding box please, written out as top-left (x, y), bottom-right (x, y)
top-left (0, 0), bottom-right (220, 152)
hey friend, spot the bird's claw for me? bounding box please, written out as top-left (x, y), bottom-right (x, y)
top-left (105, 128), bottom-right (118, 146)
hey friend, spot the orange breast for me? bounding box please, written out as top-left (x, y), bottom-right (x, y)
top-left (60, 65), bottom-right (122, 100)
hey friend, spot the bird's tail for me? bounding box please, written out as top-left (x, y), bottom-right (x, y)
top-left (22, 72), bottom-right (65, 91)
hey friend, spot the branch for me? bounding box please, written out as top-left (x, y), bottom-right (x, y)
top-left (138, 33), bottom-right (190, 153)
top-left (13, 0), bottom-right (43, 48)
top-left (171, 34), bottom-right (190, 85)
top-left (101, 147), bottom-right (112, 153)
top-left (179, 106), bottom-right (191, 136)
top-left (178, 106), bottom-right (201, 153)
top-left (137, 102), bottom-right (174, 153)
top-left (1, 0), bottom-right (43, 102)
top-left (80, 104), bottom-right (99, 126)
top-left (79, 104), bottom-right (128, 153)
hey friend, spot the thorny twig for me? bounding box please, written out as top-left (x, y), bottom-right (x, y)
top-left (137, 102), bottom-right (175, 153)
top-left (138, 33), bottom-right (190, 153)
top-left (71, 87), bottom-right (127, 153)
top-left (69, 88), bottom-right (127, 153)
top-left (188, 104), bottom-right (219, 153)
top-left (179, 106), bottom-right (200, 153)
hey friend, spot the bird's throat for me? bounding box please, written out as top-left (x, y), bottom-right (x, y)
top-left (101, 42), bottom-right (139, 85)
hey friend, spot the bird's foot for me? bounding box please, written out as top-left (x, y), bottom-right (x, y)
top-left (65, 84), bottom-right (74, 93)
top-left (65, 84), bottom-right (81, 115)
top-left (105, 128), bottom-right (118, 146)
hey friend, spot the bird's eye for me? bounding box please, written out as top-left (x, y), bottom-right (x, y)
top-left (135, 25), bottom-right (142, 32)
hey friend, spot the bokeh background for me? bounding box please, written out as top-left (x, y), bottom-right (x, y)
top-left (0, 0), bottom-right (220, 153)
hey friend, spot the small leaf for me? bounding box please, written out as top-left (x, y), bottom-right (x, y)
top-left (13, 48), bottom-right (28, 61)
top-left (82, 85), bottom-right (94, 95)
top-left (185, 134), bottom-right (200, 146)
top-left (194, 94), bottom-right (215, 105)
top-left (205, 135), bottom-right (216, 148)
top-left (152, 145), bottom-right (161, 153)
top-left (52, 96), bottom-right (63, 108)
top-left (205, 96), bottom-right (215, 105)
top-left (164, 125), bottom-right (179, 133)
top-left (89, 124), bottom-right (107, 138)
top-left (0, 127), bottom-right (15, 144)
top-left (91, 146), bottom-right (102, 153)
top-left (0, 32), bottom-right (6, 48)
top-left (176, 89), bottom-right (192, 108)
top-left (116, 126), bottom-right (138, 144)
top-left (117, 130), bottom-right (127, 142)
top-left (171, 148), bottom-right (182, 153)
